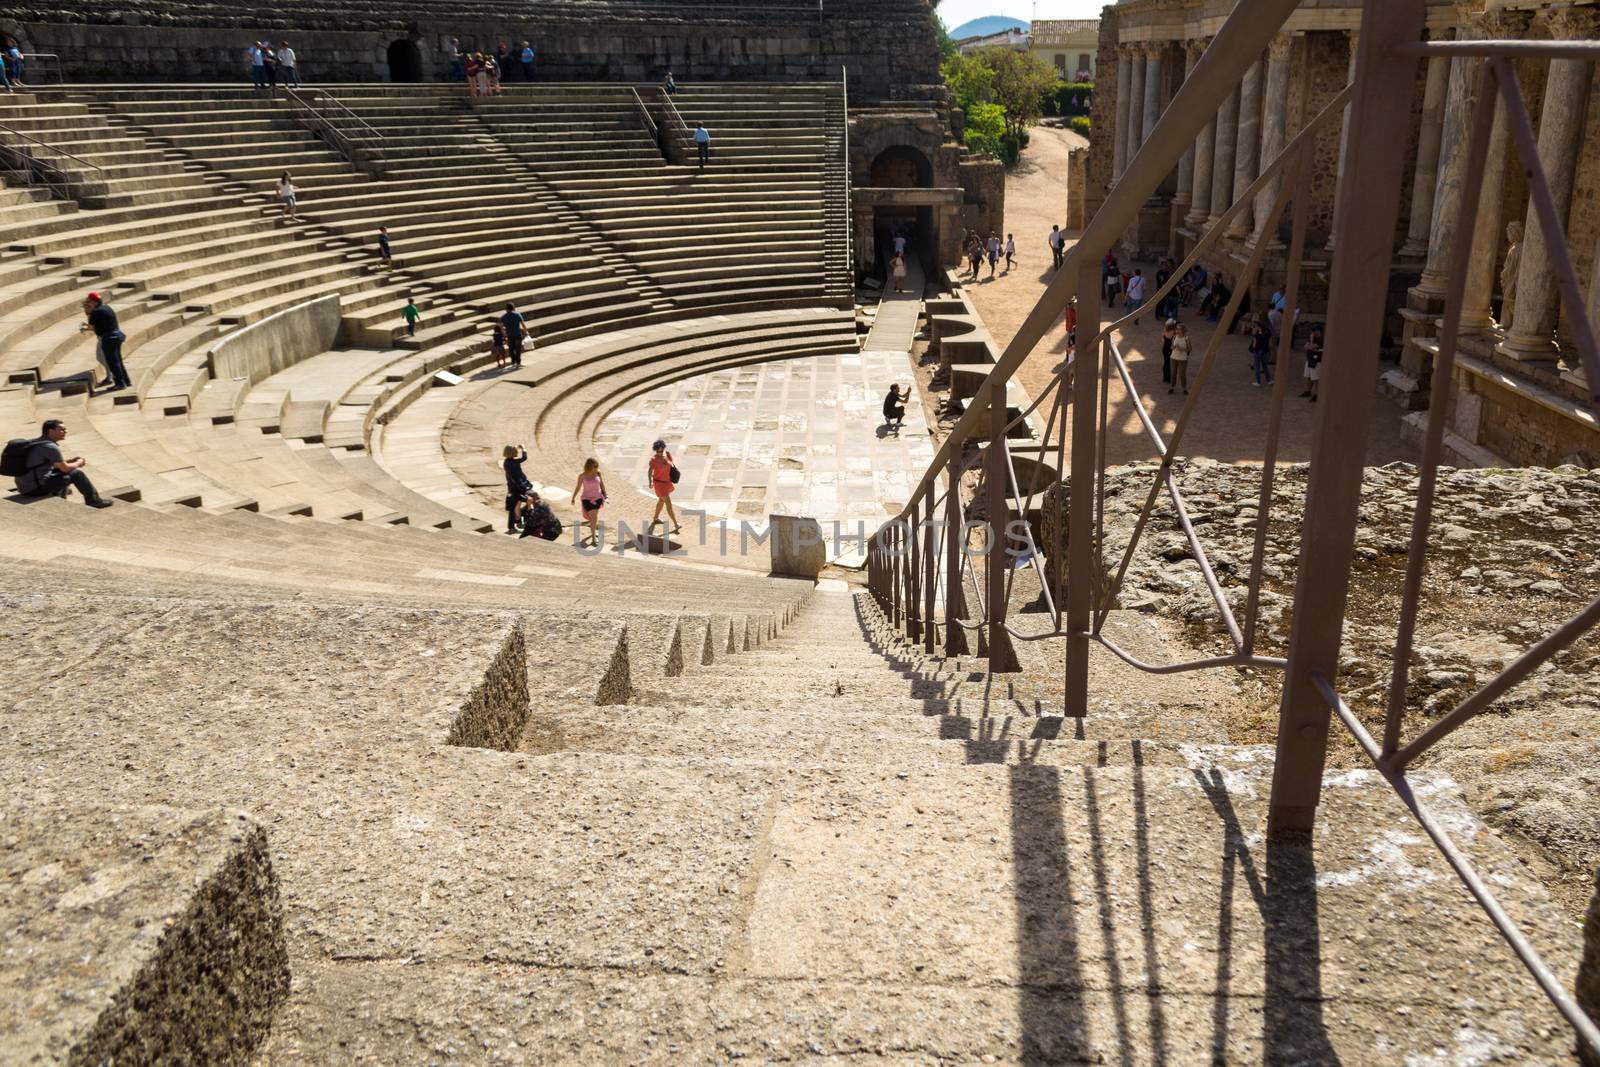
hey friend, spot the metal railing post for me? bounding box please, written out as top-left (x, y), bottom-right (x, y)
top-left (922, 493), bottom-right (937, 655)
top-left (1268, 0), bottom-right (1427, 835)
top-left (1063, 257), bottom-right (1099, 717)
top-left (944, 450), bottom-right (969, 656)
top-left (908, 496), bottom-right (923, 642)
top-left (891, 521), bottom-right (902, 629)
top-left (985, 383), bottom-right (1020, 672)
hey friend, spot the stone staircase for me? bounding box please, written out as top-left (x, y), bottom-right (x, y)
top-left (1, 555), bottom-right (1582, 1063)
top-left (820, 81), bottom-right (854, 305)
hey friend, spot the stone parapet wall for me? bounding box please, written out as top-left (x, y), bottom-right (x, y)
top-left (9, 0), bottom-right (940, 100)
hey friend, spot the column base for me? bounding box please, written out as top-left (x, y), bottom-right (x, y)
top-left (1497, 333), bottom-right (1560, 362)
top-left (1183, 211), bottom-right (1209, 229)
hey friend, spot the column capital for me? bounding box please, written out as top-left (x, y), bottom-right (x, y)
top-left (1542, 5), bottom-right (1599, 40)
top-left (1472, 7), bottom-right (1532, 38)
top-left (1141, 42), bottom-right (1164, 61)
top-left (1267, 32), bottom-right (1295, 62)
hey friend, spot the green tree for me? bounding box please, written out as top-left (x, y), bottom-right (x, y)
top-left (977, 45), bottom-right (1058, 139)
top-left (939, 51), bottom-right (993, 113)
top-left (963, 101), bottom-right (1007, 160)
top-left (934, 11), bottom-right (958, 61)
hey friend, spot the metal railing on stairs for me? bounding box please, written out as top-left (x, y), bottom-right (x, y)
top-left (0, 121), bottom-right (103, 201)
top-left (864, 0), bottom-right (1600, 1055)
top-left (285, 87), bottom-right (387, 174)
top-left (650, 86), bottom-right (695, 165)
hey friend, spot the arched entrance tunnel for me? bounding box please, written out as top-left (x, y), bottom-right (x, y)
top-left (868, 145), bottom-right (936, 284)
top-left (387, 39), bottom-right (424, 82)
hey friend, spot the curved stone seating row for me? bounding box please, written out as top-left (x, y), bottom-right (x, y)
top-left (406, 307), bottom-right (860, 533)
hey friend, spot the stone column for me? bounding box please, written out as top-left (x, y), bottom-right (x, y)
top-left (1226, 58), bottom-right (1264, 238)
top-left (1324, 29), bottom-right (1361, 253)
top-left (1501, 6), bottom-right (1596, 359)
top-left (1400, 48), bottom-right (1452, 257)
top-left (1186, 41), bottom-right (1215, 228)
top-left (1141, 44), bottom-right (1163, 147)
top-left (1207, 82), bottom-right (1240, 227)
top-left (1460, 10), bottom-right (1526, 333)
top-left (1417, 30), bottom-right (1480, 297)
top-left (1251, 35), bottom-right (1293, 247)
top-left (1175, 42), bottom-right (1200, 214)
top-left (1127, 49), bottom-right (1148, 158)
top-left (1112, 46), bottom-right (1133, 180)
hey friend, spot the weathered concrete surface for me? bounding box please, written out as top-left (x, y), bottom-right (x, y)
top-left (0, 586), bottom-right (1584, 1063)
top-left (0, 803), bottom-right (288, 1065)
top-left (207, 294), bottom-right (341, 389)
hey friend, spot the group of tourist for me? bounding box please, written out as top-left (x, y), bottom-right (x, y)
top-left (500, 441), bottom-right (681, 547)
top-left (247, 41), bottom-right (300, 89)
top-left (963, 230), bottom-right (1015, 281)
top-left (0, 38), bottom-right (26, 90)
top-left (443, 37), bottom-right (536, 93)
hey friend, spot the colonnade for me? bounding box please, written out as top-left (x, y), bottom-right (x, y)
top-left (1106, 3), bottom-right (1596, 364)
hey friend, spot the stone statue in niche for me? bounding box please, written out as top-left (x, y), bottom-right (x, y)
top-left (1500, 219), bottom-right (1523, 327)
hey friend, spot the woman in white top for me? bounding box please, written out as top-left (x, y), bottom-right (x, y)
top-left (891, 252), bottom-right (907, 294)
top-left (276, 172), bottom-right (296, 221)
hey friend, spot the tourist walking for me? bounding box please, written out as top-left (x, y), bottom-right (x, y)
top-left (401, 296), bottom-right (420, 337)
top-left (571, 458), bottom-right (606, 547)
top-left (647, 440), bottom-right (680, 534)
top-left (377, 226), bottom-right (392, 268)
top-left (1169, 324), bottom-right (1191, 394)
top-left (1160, 318), bottom-right (1176, 385)
top-left (249, 41), bottom-right (267, 90)
top-left (1249, 320), bottom-right (1273, 387)
top-left (276, 172), bottom-right (296, 220)
top-left (518, 40), bottom-right (535, 81)
top-left (444, 37), bottom-right (462, 81)
top-left (4, 38), bottom-right (24, 86)
top-left (694, 123), bottom-right (710, 169)
top-left (1004, 233), bottom-right (1016, 272)
top-left (1300, 326), bottom-right (1323, 402)
top-left (1124, 268), bottom-right (1146, 321)
top-left (80, 291), bottom-right (130, 391)
top-left (9, 420), bottom-right (113, 507)
top-left (278, 42), bottom-right (299, 86)
top-left (967, 233), bottom-right (983, 280)
top-left (0, 51), bottom-right (10, 92)
top-left (1102, 251), bottom-right (1121, 307)
top-left (893, 231), bottom-right (906, 257)
top-left (490, 322), bottom-right (508, 368)
top-left (486, 53), bottom-right (502, 96)
top-left (985, 232), bottom-right (1000, 279)
top-left (500, 303), bottom-right (526, 367)
top-left (502, 444), bottom-right (532, 533)
top-left (882, 383), bottom-right (906, 433)
top-left (1049, 224), bottom-right (1065, 270)
top-left (890, 251), bottom-right (907, 294)
top-left (663, 70), bottom-right (677, 95)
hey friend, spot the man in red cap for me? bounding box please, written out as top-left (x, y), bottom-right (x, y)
top-left (79, 291), bottom-right (130, 391)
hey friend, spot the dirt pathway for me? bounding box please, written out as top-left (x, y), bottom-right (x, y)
top-left (960, 124), bottom-right (1415, 467)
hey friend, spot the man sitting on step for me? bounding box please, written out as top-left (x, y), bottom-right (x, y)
top-left (11, 420), bottom-right (113, 508)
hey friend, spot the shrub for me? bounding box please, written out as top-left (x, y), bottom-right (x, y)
top-left (963, 101), bottom-right (1007, 160)
top-left (1054, 83), bottom-right (1094, 117)
top-left (1068, 116), bottom-right (1091, 137)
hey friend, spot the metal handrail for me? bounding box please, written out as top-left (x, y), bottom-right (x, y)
top-left (285, 86), bottom-right (386, 170)
top-left (865, 0), bottom-right (1600, 1054)
top-left (18, 53), bottom-right (63, 85)
top-left (652, 85), bottom-right (695, 163)
top-left (0, 120), bottom-right (103, 201)
top-left (626, 87), bottom-right (659, 149)
top-left (840, 66), bottom-right (853, 293)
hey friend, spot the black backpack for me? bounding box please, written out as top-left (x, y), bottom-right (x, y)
top-left (0, 437), bottom-right (36, 478)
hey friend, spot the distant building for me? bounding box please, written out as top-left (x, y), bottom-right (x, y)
top-left (956, 27), bottom-right (1031, 56)
top-left (1029, 18), bottom-right (1099, 81)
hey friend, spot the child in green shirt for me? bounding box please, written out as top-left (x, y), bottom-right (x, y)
top-left (402, 297), bottom-right (420, 337)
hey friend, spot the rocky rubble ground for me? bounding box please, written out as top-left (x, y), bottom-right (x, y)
top-left (1078, 459), bottom-right (1600, 914)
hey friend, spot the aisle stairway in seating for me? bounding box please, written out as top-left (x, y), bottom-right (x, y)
top-left (1, 549), bottom-right (1581, 1064)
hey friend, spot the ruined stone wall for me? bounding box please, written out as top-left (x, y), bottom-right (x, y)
top-left (1558, 63), bottom-right (1600, 345)
top-left (8, 0), bottom-right (941, 101)
top-left (1084, 6), bottom-right (1120, 226)
top-left (959, 157), bottom-right (1005, 243)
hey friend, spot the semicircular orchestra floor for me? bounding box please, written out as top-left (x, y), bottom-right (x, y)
top-left (593, 352), bottom-right (934, 540)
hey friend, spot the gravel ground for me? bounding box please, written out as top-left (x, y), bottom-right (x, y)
top-left (1074, 459), bottom-right (1600, 917)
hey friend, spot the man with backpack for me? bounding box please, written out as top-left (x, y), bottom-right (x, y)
top-left (5, 420), bottom-right (113, 507)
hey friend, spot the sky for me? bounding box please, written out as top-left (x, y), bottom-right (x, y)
top-left (936, 0), bottom-right (1106, 31)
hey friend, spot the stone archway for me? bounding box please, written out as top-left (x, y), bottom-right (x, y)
top-left (869, 145), bottom-right (935, 190)
top-left (387, 39), bottom-right (423, 82)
